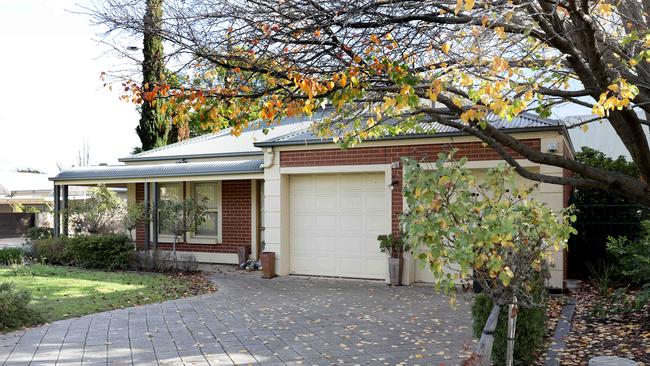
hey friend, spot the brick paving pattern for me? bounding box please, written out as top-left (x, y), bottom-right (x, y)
top-left (0, 268), bottom-right (474, 365)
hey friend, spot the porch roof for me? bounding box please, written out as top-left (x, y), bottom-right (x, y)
top-left (50, 159), bottom-right (263, 183)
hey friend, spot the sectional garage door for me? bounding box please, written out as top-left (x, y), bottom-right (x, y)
top-left (289, 173), bottom-right (390, 279)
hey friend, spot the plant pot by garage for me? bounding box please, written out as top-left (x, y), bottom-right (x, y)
top-left (260, 251), bottom-right (276, 279)
top-left (388, 256), bottom-right (404, 286)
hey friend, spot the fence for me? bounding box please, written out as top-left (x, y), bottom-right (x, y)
top-left (568, 203), bottom-right (649, 278)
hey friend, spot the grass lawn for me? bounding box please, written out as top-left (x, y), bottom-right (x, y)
top-left (0, 264), bottom-right (214, 324)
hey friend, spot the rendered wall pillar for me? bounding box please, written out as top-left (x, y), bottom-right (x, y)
top-left (262, 149), bottom-right (289, 275)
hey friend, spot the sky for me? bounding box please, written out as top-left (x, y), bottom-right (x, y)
top-left (0, 0), bottom-right (140, 175)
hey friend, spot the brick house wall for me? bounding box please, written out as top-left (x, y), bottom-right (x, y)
top-left (135, 180), bottom-right (251, 254)
top-left (280, 139), bottom-right (541, 236)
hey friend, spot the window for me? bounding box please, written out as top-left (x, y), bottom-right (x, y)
top-left (158, 183), bottom-right (182, 235)
top-left (193, 182), bottom-right (220, 237)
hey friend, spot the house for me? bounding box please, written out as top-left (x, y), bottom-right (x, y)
top-left (50, 111), bottom-right (573, 289)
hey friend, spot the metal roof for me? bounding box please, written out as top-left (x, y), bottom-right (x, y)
top-left (119, 111), bottom-right (328, 162)
top-left (50, 160), bottom-right (263, 182)
top-left (255, 112), bottom-right (564, 147)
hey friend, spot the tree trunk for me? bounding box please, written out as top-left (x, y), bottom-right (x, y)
top-left (506, 299), bottom-right (518, 366)
top-left (172, 236), bottom-right (178, 271)
top-left (475, 303), bottom-right (502, 366)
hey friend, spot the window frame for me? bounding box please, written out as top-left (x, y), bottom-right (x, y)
top-left (187, 181), bottom-right (222, 244)
top-left (156, 182), bottom-right (183, 239)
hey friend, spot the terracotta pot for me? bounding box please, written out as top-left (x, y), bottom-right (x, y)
top-left (388, 256), bottom-right (403, 286)
top-left (261, 251), bottom-right (276, 279)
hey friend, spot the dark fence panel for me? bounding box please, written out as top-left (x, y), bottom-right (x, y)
top-left (0, 213), bottom-right (35, 238)
top-left (568, 204), bottom-right (649, 278)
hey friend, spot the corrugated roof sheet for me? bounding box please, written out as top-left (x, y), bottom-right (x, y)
top-left (51, 160), bottom-right (263, 182)
top-left (119, 111), bottom-right (328, 162)
top-left (256, 112), bottom-right (563, 147)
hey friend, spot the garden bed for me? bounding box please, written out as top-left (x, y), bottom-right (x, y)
top-left (560, 286), bottom-right (650, 365)
top-left (0, 264), bottom-right (215, 329)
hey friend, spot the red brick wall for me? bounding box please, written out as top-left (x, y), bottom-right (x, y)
top-left (280, 139), bottom-right (541, 237)
top-left (135, 180), bottom-right (251, 255)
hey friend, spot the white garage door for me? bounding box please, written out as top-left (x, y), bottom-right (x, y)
top-left (290, 173), bottom-right (390, 279)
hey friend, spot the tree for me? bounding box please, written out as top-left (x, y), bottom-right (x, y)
top-left (401, 152), bottom-right (575, 363)
top-left (122, 202), bottom-right (147, 242)
top-left (77, 140), bottom-right (91, 167)
top-left (136, 0), bottom-right (178, 151)
top-left (68, 185), bottom-right (123, 234)
top-left (90, 0), bottom-right (650, 204)
top-left (157, 198), bottom-right (207, 270)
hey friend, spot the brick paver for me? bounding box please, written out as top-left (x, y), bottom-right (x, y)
top-left (0, 267), bottom-right (475, 365)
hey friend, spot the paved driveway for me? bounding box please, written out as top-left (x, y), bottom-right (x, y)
top-left (0, 268), bottom-right (474, 366)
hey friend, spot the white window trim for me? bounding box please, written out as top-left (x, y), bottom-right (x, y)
top-left (153, 181), bottom-right (223, 244)
top-left (157, 182), bottom-right (183, 241)
top-left (187, 181), bottom-right (223, 244)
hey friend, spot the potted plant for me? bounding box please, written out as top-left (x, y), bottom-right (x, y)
top-left (378, 233), bottom-right (411, 285)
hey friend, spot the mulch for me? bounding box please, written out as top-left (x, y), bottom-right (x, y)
top-left (559, 285), bottom-right (650, 366)
top-left (165, 271), bottom-right (217, 297)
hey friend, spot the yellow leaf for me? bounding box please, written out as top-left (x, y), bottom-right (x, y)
top-left (465, 0), bottom-right (475, 11)
top-left (441, 42), bottom-right (451, 54)
top-left (455, 0), bottom-right (463, 15)
top-left (581, 124), bottom-right (589, 132)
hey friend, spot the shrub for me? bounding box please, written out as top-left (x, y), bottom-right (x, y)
top-left (0, 282), bottom-right (43, 331)
top-left (66, 234), bottom-right (134, 271)
top-left (472, 293), bottom-right (547, 365)
top-left (606, 220), bottom-right (650, 285)
top-left (0, 248), bottom-right (23, 265)
top-left (33, 238), bottom-right (71, 265)
top-left (27, 227), bottom-right (53, 241)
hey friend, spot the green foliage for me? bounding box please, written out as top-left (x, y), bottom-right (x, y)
top-left (401, 151), bottom-right (575, 304)
top-left (0, 282), bottom-right (44, 331)
top-left (158, 198), bottom-right (207, 238)
top-left (66, 234), bottom-right (134, 271)
top-left (472, 292), bottom-right (547, 365)
top-left (122, 202), bottom-right (147, 241)
top-left (377, 233), bottom-right (411, 258)
top-left (573, 147), bottom-right (638, 205)
top-left (68, 185), bottom-right (123, 234)
top-left (587, 260), bottom-right (616, 297)
top-left (33, 238), bottom-right (72, 265)
top-left (0, 248), bottom-right (23, 265)
top-left (606, 221), bottom-right (650, 285)
top-left (27, 227), bottom-right (53, 241)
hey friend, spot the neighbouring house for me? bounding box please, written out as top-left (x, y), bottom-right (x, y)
top-left (51, 110), bottom-right (573, 289)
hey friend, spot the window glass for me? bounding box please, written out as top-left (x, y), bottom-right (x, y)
top-left (158, 183), bottom-right (182, 235)
top-left (193, 182), bottom-right (219, 237)
top-left (194, 183), bottom-right (218, 209)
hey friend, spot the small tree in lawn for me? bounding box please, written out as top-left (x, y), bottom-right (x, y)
top-left (68, 184), bottom-right (123, 234)
top-left (157, 198), bottom-right (207, 270)
top-left (121, 202), bottom-right (148, 243)
top-left (401, 152), bottom-right (575, 365)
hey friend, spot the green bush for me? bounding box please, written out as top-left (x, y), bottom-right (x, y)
top-left (27, 227), bottom-right (53, 241)
top-left (33, 238), bottom-right (71, 265)
top-left (472, 293), bottom-right (547, 365)
top-left (66, 234), bottom-right (134, 271)
top-left (606, 220), bottom-right (650, 285)
top-left (0, 248), bottom-right (23, 265)
top-left (0, 282), bottom-right (43, 331)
